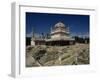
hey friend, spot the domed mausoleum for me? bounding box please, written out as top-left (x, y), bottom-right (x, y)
top-left (46, 22), bottom-right (75, 46)
top-left (31, 22), bottom-right (75, 46)
top-left (51, 22), bottom-right (70, 39)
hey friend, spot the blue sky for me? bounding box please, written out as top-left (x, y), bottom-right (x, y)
top-left (26, 12), bottom-right (89, 37)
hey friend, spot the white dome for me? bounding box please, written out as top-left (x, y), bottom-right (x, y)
top-left (54, 22), bottom-right (65, 28)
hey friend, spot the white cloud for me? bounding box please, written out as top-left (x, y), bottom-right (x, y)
top-left (71, 32), bottom-right (89, 38)
top-left (26, 32), bottom-right (42, 38)
top-left (26, 32), bottom-right (32, 37)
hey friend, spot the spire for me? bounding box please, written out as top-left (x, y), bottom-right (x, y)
top-left (51, 27), bottom-right (52, 32)
top-left (32, 27), bottom-right (35, 38)
top-left (67, 27), bottom-right (69, 32)
top-left (66, 23), bottom-right (69, 32)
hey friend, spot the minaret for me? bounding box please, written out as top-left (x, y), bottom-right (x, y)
top-left (50, 27), bottom-right (52, 33)
top-left (32, 27), bottom-right (35, 38)
top-left (67, 27), bottom-right (70, 34)
top-left (31, 27), bottom-right (35, 46)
